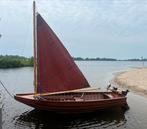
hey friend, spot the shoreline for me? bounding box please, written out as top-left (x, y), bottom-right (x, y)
top-left (112, 68), bottom-right (147, 96)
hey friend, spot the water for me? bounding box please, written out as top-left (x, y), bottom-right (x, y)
top-left (0, 61), bottom-right (147, 129)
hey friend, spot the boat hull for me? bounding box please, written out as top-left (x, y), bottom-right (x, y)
top-left (14, 92), bottom-right (127, 114)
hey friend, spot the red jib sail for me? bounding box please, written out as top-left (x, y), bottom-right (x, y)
top-left (36, 13), bottom-right (89, 93)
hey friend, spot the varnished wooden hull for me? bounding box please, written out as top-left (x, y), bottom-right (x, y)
top-left (14, 92), bottom-right (127, 114)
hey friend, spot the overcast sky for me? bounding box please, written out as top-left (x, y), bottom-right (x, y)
top-left (0, 0), bottom-right (147, 59)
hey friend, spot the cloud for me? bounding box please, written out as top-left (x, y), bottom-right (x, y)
top-left (0, 0), bottom-right (147, 58)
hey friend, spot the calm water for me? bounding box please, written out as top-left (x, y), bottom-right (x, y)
top-left (0, 61), bottom-right (147, 129)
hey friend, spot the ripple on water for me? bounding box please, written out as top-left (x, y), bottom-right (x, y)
top-left (12, 109), bottom-right (127, 129)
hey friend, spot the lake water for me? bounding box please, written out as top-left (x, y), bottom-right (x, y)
top-left (0, 61), bottom-right (147, 129)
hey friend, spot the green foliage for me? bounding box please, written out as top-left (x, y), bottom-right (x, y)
top-left (0, 55), bottom-right (33, 68)
top-left (0, 55), bottom-right (146, 69)
top-left (74, 57), bottom-right (117, 61)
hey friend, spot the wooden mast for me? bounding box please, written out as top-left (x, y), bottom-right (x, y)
top-left (33, 1), bottom-right (37, 93)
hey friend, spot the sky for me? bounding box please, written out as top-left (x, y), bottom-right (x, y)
top-left (0, 0), bottom-right (147, 59)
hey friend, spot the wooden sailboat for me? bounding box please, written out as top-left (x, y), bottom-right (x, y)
top-left (14, 1), bottom-right (128, 114)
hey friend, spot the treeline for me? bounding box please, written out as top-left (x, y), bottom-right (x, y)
top-left (74, 57), bottom-right (117, 61)
top-left (122, 58), bottom-right (147, 61)
top-left (0, 55), bottom-right (147, 68)
top-left (74, 57), bottom-right (147, 61)
top-left (0, 55), bottom-right (33, 68)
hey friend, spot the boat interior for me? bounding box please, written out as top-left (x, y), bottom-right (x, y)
top-left (34, 92), bottom-right (124, 102)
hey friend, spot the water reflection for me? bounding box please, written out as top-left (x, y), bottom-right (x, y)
top-left (14, 109), bottom-right (127, 129)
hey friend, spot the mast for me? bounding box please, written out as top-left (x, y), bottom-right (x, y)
top-left (33, 1), bottom-right (37, 93)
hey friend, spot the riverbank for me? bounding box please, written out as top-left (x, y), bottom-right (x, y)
top-left (0, 55), bottom-right (33, 68)
top-left (113, 68), bottom-right (147, 96)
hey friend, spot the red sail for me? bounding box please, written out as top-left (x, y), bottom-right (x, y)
top-left (36, 14), bottom-right (89, 93)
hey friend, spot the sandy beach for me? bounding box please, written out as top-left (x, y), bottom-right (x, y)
top-left (113, 68), bottom-right (147, 95)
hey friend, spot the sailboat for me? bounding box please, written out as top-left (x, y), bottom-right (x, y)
top-left (14, 1), bottom-right (128, 114)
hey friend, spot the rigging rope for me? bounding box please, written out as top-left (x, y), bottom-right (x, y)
top-left (0, 80), bottom-right (13, 99)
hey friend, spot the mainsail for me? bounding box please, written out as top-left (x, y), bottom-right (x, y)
top-left (35, 13), bottom-right (89, 93)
